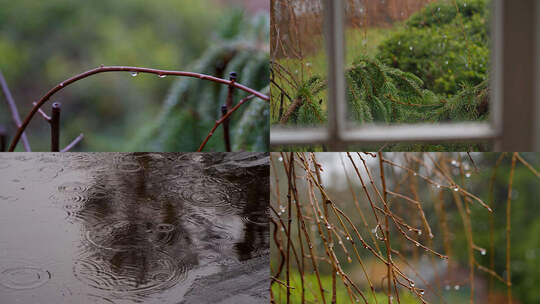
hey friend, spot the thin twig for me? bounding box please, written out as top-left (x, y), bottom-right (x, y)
top-left (32, 102), bottom-right (51, 121)
top-left (197, 94), bottom-right (256, 152)
top-left (0, 70), bottom-right (31, 151)
top-left (506, 153), bottom-right (517, 304)
top-left (0, 126), bottom-right (6, 152)
top-left (61, 133), bottom-right (84, 152)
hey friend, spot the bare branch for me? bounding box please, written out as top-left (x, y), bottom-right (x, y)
top-left (61, 133), bottom-right (84, 152)
top-left (8, 66), bottom-right (269, 151)
top-left (32, 102), bottom-right (51, 121)
top-left (197, 94), bottom-right (256, 152)
top-left (0, 70), bottom-right (31, 151)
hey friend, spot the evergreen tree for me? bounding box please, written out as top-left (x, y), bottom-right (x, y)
top-left (132, 11), bottom-right (269, 151)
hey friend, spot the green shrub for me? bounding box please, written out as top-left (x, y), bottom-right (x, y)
top-left (377, 0), bottom-right (489, 96)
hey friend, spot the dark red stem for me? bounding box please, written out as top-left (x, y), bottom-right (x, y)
top-left (8, 66), bottom-right (269, 151)
top-left (50, 102), bottom-right (61, 152)
top-left (198, 94), bottom-right (256, 152)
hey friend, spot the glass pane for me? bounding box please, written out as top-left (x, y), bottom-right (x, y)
top-left (270, 0), bottom-right (328, 129)
top-left (344, 0), bottom-right (491, 127)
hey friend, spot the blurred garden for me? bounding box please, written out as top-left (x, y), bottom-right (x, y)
top-left (0, 0), bottom-right (269, 151)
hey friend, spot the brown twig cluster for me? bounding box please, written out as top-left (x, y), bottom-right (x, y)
top-left (270, 152), bottom-right (539, 304)
top-left (0, 66), bottom-right (269, 152)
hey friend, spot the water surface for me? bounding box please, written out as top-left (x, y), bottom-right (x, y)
top-left (0, 152), bottom-right (269, 304)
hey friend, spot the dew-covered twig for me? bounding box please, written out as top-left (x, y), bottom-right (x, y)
top-left (8, 66), bottom-right (269, 151)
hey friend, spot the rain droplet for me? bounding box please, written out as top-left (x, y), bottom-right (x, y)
top-left (398, 41), bottom-right (402, 46)
top-left (445, 61), bottom-right (449, 65)
top-left (454, 285), bottom-right (460, 290)
top-left (465, 172), bottom-right (471, 178)
top-left (415, 242), bottom-right (420, 247)
top-left (454, 187), bottom-right (459, 192)
top-left (278, 157), bottom-right (283, 162)
top-left (481, 249), bottom-right (487, 255)
top-left (346, 236), bottom-right (350, 241)
top-left (410, 281), bottom-right (415, 287)
top-left (409, 46), bottom-right (414, 51)
top-left (417, 230), bottom-right (422, 236)
top-left (436, 184), bottom-right (441, 188)
top-left (420, 290), bottom-right (425, 295)
top-left (131, 72), bottom-right (138, 77)
top-left (158, 74), bottom-right (167, 78)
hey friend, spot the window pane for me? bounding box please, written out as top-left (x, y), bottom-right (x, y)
top-left (270, 0), bottom-right (327, 129)
top-left (344, 0), bottom-right (491, 126)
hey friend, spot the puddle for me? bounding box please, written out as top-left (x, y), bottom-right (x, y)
top-left (0, 153), bottom-right (269, 304)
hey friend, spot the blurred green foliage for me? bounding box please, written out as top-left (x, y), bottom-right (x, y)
top-left (377, 0), bottom-right (489, 96)
top-left (0, 0), bottom-right (268, 151)
top-left (450, 153), bottom-right (540, 304)
top-left (133, 10), bottom-right (270, 151)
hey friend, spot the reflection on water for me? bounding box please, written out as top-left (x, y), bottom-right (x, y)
top-left (0, 153), bottom-right (269, 304)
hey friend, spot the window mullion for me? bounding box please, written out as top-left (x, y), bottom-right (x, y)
top-left (323, 0), bottom-right (346, 150)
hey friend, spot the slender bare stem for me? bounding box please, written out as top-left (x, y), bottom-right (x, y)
top-left (0, 70), bottom-right (31, 151)
top-left (197, 94), bottom-right (256, 152)
top-left (50, 102), bottom-right (61, 152)
top-left (61, 133), bottom-right (84, 152)
top-left (0, 126), bottom-right (6, 152)
top-left (506, 153), bottom-right (517, 304)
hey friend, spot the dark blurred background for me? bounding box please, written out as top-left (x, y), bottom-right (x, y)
top-left (0, 0), bottom-right (269, 151)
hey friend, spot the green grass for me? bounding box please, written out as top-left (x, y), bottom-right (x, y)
top-left (272, 272), bottom-right (421, 303)
top-left (271, 26), bottom-right (397, 124)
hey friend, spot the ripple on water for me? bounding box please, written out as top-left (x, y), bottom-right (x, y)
top-left (58, 181), bottom-right (90, 193)
top-left (28, 165), bottom-right (64, 181)
top-left (0, 266), bottom-right (51, 290)
top-left (73, 250), bottom-right (187, 297)
top-left (115, 161), bottom-right (143, 173)
top-left (180, 187), bottom-right (235, 210)
top-left (156, 223), bottom-right (175, 233)
top-left (83, 221), bottom-right (179, 251)
top-left (241, 211), bottom-right (269, 226)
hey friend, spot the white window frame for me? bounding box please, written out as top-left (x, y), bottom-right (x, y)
top-left (270, 0), bottom-right (539, 151)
